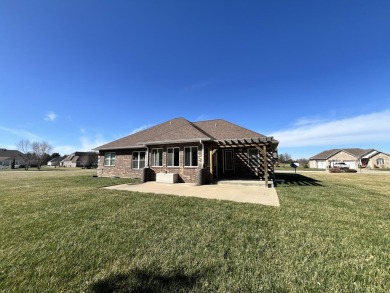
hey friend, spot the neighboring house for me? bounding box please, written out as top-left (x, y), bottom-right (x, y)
top-left (93, 117), bottom-right (279, 185)
top-left (362, 150), bottom-right (390, 169)
top-left (0, 149), bottom-right (25, 168)
top-left (47, 155), bottom-right (66, 167)
top-left (60, 152), bottom-right (98, 168)
top-left (309, 148), bottom-right (390, 169)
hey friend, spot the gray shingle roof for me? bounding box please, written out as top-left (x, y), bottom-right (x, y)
top-left (48, 156), bottom-right (66, 163)
top-left (310, 148), bottom-right (374, 160)
top-left (94, 117), bottom-right (277, 150)
top-left (193, 119), bottom-right (267, 140)
top-left (0, 149), bottom-right (25, 161)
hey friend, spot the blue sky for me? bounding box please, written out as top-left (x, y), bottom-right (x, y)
top-left (1, 1), bottom-right (390, 158)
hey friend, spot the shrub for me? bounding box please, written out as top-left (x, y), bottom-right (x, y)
top-left (329, 168), bottom-right (343, 173)
top-left (345, 169), bottom-right (358, 173)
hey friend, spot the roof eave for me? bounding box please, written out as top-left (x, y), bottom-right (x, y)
top-left (93, 145), bottom-right (147, 151)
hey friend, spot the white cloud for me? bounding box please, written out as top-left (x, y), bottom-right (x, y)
top-left (130, 124), bottom-right (152, 135)
top-left (44, 111), bottom-right (57, 122)
top-left (0, 125), bottom-right (41, 141)
top-left (293, 117), bottom-right (330, 127)
top-left (52, 135), bottom-right (107, 154)
top-left (80, 135), bottom-right (107, 151)
top-left (269, 109), bottom-right (390, 148)
top-left (52, 145), bottom-right (76, 155)
top-left (182, 81), bottom-right (212, 92)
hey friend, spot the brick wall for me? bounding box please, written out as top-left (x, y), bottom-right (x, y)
top-left (97, 142), bottom-right (203, 183)
top-left (97, 143), bottom-right (275, 182)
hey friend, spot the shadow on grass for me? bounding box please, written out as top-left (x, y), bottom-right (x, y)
top-left (275, 173), bottom-right (323, 187)
top-left (89, 268), bottom-right (206, 293)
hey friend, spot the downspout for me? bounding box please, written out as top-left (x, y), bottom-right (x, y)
top-left (199, 140), bottom-right (205, 168)
top-left (145, 146), bottom-right (149, 167)
top-left (198, 140), bottom-right (205, 185)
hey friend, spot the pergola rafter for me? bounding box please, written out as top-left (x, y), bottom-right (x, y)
top-left (210, 136), bottom-right (278, 187)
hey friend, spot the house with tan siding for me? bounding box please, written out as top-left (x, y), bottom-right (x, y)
top-left (93, 117), bottom-right (279, 186)
top-left (309, 148), bottom-right (390, 169)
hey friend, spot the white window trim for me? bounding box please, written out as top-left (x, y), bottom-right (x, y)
top-left (184, 146), bottom-right (198, 167)
top-left (377, 158), bottom-right (384, 165)
top-left (151, 148), bottom-right (163, 167)
top-left (104, 152), bottom-right (116, 166)
top-left (167, 147), bottom-right (180, 167)
top-left (132, 151), bottom-right (146, 169)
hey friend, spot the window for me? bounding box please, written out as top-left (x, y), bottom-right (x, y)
top-left (104, 152), bottom-right (116, 166)
top-left (132, 151), bottom-right (146, 169)
top-left (167, 147), bottom-right (180, 167)
top-left (184, 146), bottom-right (198, 167)
top-left (377, 158), bottom-right (385, 165)
top-left (151, 148), bottom-right (163, 166)
top-left (248, 149), bottom-right (259, 167)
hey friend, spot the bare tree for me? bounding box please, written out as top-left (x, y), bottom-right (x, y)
top-left (17, 139), bottom-right (33, 170)
top-left (32, 141), bottom-right (53, 170)
top-left (278, 153), bottom-right (292, 164)
top-left (297, 158), bottom-right (309, 165)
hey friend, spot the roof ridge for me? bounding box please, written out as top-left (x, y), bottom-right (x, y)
top-left (188, 121), bottom-right (214, 139)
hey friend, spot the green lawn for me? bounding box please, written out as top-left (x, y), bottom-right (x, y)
top-left (1, 170), bottom-right (389, 292)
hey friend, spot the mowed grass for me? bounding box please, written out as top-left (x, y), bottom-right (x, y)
top-left (0, 170), bottom-right (389, 292)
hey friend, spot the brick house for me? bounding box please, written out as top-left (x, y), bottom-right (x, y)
top-left (61, 152), bottom-right (98, 168)
top-left (93, 118), bottom-right (279, 185)
top-left (309, 148), bottom-right (390, 169)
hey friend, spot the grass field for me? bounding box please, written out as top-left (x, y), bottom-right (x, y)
top-left (1, 169), bottom-right (389, 292)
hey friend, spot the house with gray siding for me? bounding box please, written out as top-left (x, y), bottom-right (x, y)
top-left (0, 149), bottom-right (25, 168)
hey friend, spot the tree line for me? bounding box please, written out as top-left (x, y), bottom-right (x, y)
top-left (278, 152), bottom-right (309, 165)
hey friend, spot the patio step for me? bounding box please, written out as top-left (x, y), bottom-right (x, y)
top-left (215, 180), bottom-right (273, 187)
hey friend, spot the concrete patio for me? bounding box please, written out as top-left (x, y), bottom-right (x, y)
top-left (104, 181), bottom-right (280, 206)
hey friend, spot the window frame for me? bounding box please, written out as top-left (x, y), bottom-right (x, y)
top-left (104, 152), bottom-right (116, 166)
top-left (377, 158), bottom-right (385, 165)
top-left (132, 151), bottom-right (146, 169)
top-left (167, 147), bottom-right (180, 167)
top-left (184, 146), bottom-right (198, 167)
top-left (151, 148), bottom-right (163, 167)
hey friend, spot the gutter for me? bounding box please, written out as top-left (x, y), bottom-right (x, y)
top-left (92, 145), bottom-right (147, 151)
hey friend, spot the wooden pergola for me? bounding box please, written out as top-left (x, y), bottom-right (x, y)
top-left (208, 137), bottom-right (278, 187)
